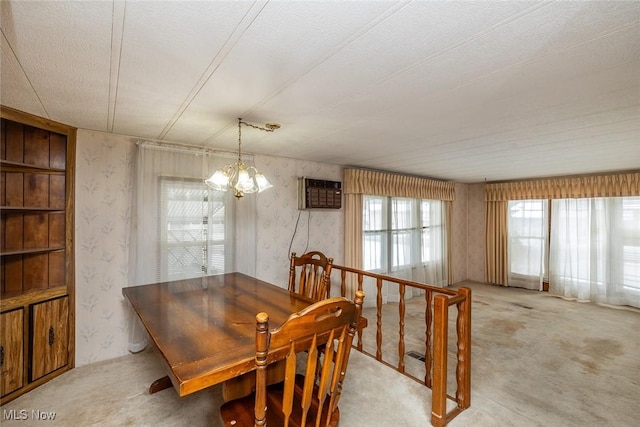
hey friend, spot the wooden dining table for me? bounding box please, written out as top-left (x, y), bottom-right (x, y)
top-left (122, 272), bottom-right (315, 397)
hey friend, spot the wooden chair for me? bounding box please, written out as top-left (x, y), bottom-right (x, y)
top-left (288, 251), bottom-right (334, 301)
top-left (219, 291), bottom-right (365, 427)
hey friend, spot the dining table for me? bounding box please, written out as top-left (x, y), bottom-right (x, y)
top-left (122, 272), bottom-right (315, 397)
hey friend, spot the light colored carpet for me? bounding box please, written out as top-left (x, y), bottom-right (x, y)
top-left (2, 282), bottom-right (639, 426)
top-left (0, 348), bottom-right (431, 426)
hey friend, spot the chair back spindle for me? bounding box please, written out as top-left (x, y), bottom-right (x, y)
top-left (289, 251), bottom-right (333, 301)
top-left (220, 291), bottom-right (365, 427)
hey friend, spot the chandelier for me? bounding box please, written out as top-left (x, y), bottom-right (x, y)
top-left (205, 118), bottom-right (279, 198)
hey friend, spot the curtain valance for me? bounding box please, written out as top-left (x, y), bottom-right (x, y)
top-left (485, 172), bottom-right (640, 201)
top-left (344, 168), bottom-right (455, 201)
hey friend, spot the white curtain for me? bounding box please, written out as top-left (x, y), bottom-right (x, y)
top-left (549, 197), bottom-right (640, 308)
top-left (365, 197), bottom-right (446, 302)
top-left (422, 199), bottom-right (447, 287)
top-left (507, 200), bottom-right (548, 290)
top-left (127, 142), bottom-right (257, 351)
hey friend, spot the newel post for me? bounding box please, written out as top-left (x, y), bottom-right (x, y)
top-left (254, 312), bottom-right (269, 427)
top-left (456, 287), bottom-right (472, 409)
top-left (431, 294), bottom-right (448, 427)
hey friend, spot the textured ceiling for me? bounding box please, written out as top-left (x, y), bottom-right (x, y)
top-left (1, 1), bottom-right (639, 183)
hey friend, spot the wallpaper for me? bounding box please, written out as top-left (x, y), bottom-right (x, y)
top-left (253, 156), bottom-right (344, 290)
top-left (74, 131), bottom-right (344, 365)
top-left (451, 183), bottom-right (468, 283)
top-left (74, 130), bottom-right (475, 366)
top-left (75, 130), bottom-right (136, 365)
top-left (466, 183), bottom-right (486, 282)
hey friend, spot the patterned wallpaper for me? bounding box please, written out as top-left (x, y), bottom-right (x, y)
top-left (451, 183), bottom-right (468, 283)
top-left (75, 130), bottom-right (136, 366)
top-left (74, 130), bottom-right (478, 366)
top-left (253, 156), bottom-right (344, 290)
top-left (466, 183), bottom-right (486, 282)
top-left (74, 131), bottom-right (345, 365)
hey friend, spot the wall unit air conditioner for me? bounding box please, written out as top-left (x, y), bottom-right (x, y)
top-left (297, 177), bottom-right (342, 210)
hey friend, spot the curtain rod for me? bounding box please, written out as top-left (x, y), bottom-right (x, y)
top-left (136, 140), bottom-right (254, 160)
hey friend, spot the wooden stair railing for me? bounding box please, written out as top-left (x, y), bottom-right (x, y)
top-left (331, 264), bottom-right (471, 427)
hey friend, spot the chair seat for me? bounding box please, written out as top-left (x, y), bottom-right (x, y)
top-left (220, 375), bottom-right (339, 427)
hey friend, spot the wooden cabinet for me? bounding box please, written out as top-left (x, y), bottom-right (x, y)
top-left (31, 297), bottom-right (69, 381)
top-left (0, 106), bottom-right (75, 403)
top-left (1, 309), bottom-right (24, 397)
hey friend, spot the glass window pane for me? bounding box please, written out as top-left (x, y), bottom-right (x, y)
top-left (422, 230), bottom-right (431, 262)
top-left (364, 196), bottom-right (385, 231)
top-left (391, 198), bottom-right (414, 230)
top-left (161, 178), bottom-right (226, 280)
top-left (508, 199), bottom-right (548, 287)
top-left (364, 233), bottom-right (384, 271)
top-left (392, 231), bottom-right (412, 269)
top-left (363, 195), bottom-right (446, 276)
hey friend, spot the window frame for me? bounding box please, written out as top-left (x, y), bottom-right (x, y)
top-left (363, 195), bottom-right (444, 274)
top-left (158, 176), bottom-right (228, 281)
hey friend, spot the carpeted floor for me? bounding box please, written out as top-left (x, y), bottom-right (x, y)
top-left (2, 281), bottom-right (639, 426)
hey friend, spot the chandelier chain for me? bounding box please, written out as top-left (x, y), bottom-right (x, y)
top-left (239, 120), bottom-right (278, 133)
top-left (237, 119), bottom-right (243, 163)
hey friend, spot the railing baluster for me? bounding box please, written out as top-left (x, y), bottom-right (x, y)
top-left (424, 290), bottom-right (433, 387)
top-left (398, 283), bottom-right (406, 373)
top-left (330, 264), bottom-right (470, 426)
top-left (376, 277), bottom-right (383, 361)
top-left (356, 272), bottom-right (364, 351)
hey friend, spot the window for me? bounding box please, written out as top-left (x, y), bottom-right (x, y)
top-left (132, 143), bottom-right (256, 287)
top-left (363, 196), bottom-right (387, 272)
top-left (621, 198), bottom-right (640, 292)
top-left (507, 200), bottom-right (548, 290)
top-left (549, 196), bottom-right (640, 307)
top-left (159, 178), bottom-right (227, 281)
top-left (363, 196), bottom-right (445, 275)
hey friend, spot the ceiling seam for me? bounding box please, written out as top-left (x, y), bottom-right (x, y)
top-left (421, 138), bottom-right (640, 169)
top-left (303, 1), bottom-right (556, 118)
top-left (198, 0), bottom-right (416, 146)
top-left (374, 113), bottom-right (640, 165)
top-left (252, 2), bottom-right (562, 152)
top-left (1, 27), bottom-right (49, 118)
top-left (426, 21), bottom-right (640, 100)
top-left (425, 105), bottom-right (640, 150)
top-left (405, 83), bottom-right (640, 149)
top-left (397, 131), bottom-right (640, 170)
top-left (156, 1), bottom-right (270, 141)
top-left (330, 24), bottom-right (640, 139)
top-left (107, 0), bottom-right (127, 133)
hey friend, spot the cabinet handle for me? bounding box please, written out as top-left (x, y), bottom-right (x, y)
top-left (48, 327), bottom-right (55, 346)
top-left (0, 345), bottom-right (4, 366)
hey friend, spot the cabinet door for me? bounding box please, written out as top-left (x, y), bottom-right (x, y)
top-left (31, 297), bottom-right (68, 381)
top-left (1, 309), bottom-right (24, 397)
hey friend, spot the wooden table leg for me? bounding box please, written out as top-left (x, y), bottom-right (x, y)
top-left (149, 375), bottom-right (172, 394)
top-left (221, 361), bottom-right (286, 402)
